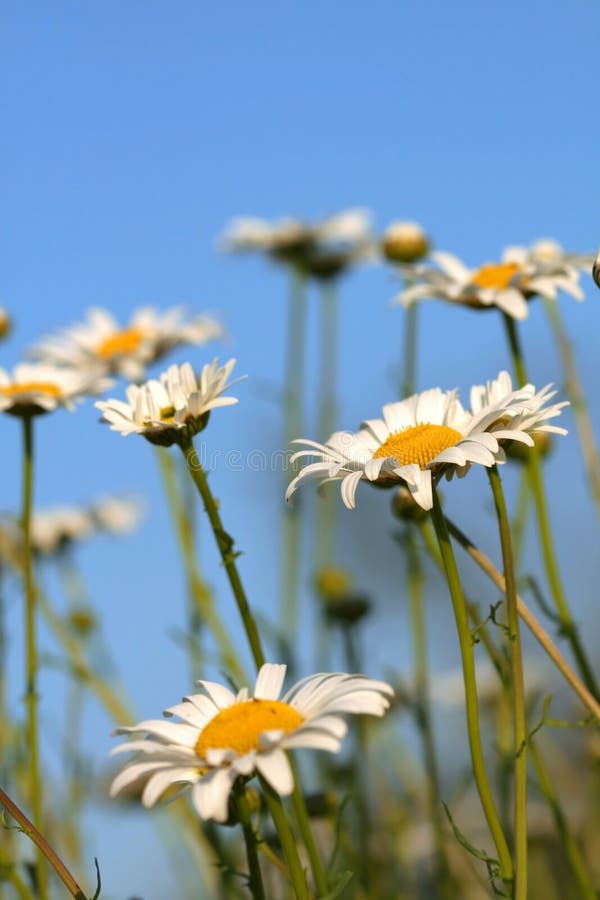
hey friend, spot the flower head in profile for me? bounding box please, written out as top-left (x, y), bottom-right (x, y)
top-left (395, 244), bottom-right (589, 320)
top-left (31, 306), bottom-right (223, 382)
top-left (110, 663), bottom-right (393, 822)
top-left (96, 359), bottom-right (240, 446)
top-left (0, 363), bottom-right (102, 417)
top-left (286, 371), bottom-right (567, 511)
top-left (381, 221), bottom-right (431, 264)
top-left (221, 208), bottom-right (373, 277)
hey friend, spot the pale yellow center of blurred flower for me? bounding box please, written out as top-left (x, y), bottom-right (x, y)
top-left (97, 327), bottom-right (144, 359)
top-left (195, 699), bottom-right (304, 758)
top-left (470, 262), bottom-right (521, 291)
top-left (373, 423), bottom-right (462, 468)
top-left (0, 382), bottom-right (62, 399)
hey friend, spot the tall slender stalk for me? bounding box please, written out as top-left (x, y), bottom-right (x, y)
top-left (429, 488), bottom-right (514, 893)
top-left (314, 279), bottom-right (339, 571)
top-left (401, 302), bottom-right (419, 399)
top-left (501, 313), bottom-right (599, 699)
top-left (487, 467), bottom-right (528, 900)
top-left (235, 787), bottom-right (267, 900)
top-left (542, 296), bottom-right (600, 516)
top-left (156, 447), bottom-right (246, 685)
top-left (20, 416), bottom-right (49, 900)
top-left (259, 778), bottom-right (310, 900)
top-left (281, 267), bottom-right (307, 644)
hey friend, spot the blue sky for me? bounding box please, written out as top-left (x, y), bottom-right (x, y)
top-left (2, 2), bottom-right (600, 897)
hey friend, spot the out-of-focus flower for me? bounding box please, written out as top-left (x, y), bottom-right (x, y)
top-left (110, 663), bottom-right (393, 822)
top-left (395, 245), bottom-right (588, 320)
top-left (29, 507), bottom-right (94, 555)
top-left (287, 371), bottom-right (567, 511)
top-left (221, 208), bottom-right (373, 277)
top-left (31, 306), bottom-right (223, 383)
top-left (90, 495), bottom-right (145, 535)
top-left (96, 359), bottom-right (240, 446)
top-left (381, 221), bottom-right (431, 264)
top-left (0, 363), bottom-right (102, 417)
top-left (0, 308), bottom-right (12, 341)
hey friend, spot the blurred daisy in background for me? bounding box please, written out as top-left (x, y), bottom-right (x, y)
top-left (0, 362), bottom-right (105, 417)
top-left (110, 662), bottom-right (393, 822)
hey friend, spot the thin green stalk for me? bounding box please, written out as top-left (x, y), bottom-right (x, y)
top-left (0, 844), bottom-right (33, 900)
top-left (180, 441), bottom-right (265, 670)
top-left (405, 527), bottom-right (455, 897)
top-left (314, 279), bottom-right (339, 570)
top-left (502, 313), bottom-right (599, 699)
top-left (401, 302), bottom-right (419, 399)
top-left (429, 488), bottom-right (514, 893)
top-left (20, 416), bottom-right (48, 900)
top-left (543, 295), bottom-right (600, 515)
top-left (259, 777), bottom-right (310, 900)
top-left (235, 787), bottom-right (266, 900)
top-left (529, 741), bottom-right (597, 900)
top-left (487, 467), bottom-right (528, 900)
top-left (156, 448), bottom-right (246, 686)
top-left (281, 267), bottom-right (308, 642)
top-left (289, 758), bottom-right (329, 896)
top-left (0, 787), bottom-right (86, 899)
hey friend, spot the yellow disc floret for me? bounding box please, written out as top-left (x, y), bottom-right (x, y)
top-left (373, 423), bottom-right (462, 468)
top-left (97, 327), bottom-right (144, 359)
top-left (195, 699), bottom-right (304, 758)
top-left (0, 382), bottom-right (62, 398)
top-left (470, 262), bottom-right (521, 291)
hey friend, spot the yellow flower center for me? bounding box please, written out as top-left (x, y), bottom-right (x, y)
top-left (373, 423), bottom-right (462, 468)
top-left (0, 382), bottom-right (62, 399)
top-left (97, 327), bottom-right (144, 359)
top-left (195, 699), bottom-right (304, 758)
top-left (469, 262), bottom-right (521, 291)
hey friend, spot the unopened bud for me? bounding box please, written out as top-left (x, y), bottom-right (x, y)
top-left (391, 486), bottom-right (428, 522)
top-left (507, 432), bottom-right (553, 464)
top-left (68, 607), bottom-right (97, 635)
top-left (324, 592), bottom-right (371, 625)
top-left (382, 222), bottom-right (430, 264)
top-left (0, 309), bottom-right (12, 341)
top-left (314, 566), bottom-right (353, 601)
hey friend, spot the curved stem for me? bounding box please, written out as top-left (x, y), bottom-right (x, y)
top-left (487, 467), bottom-right (528, 900)
top-left (235, 787), bottom-right (266, 900)
top-left (444, 516), bottom-right (600, 721)
top-left (543, 296), bottom-right (600, 516)
top-left (0, 787), bottom-right (87, 899)
top-left (20, 416), bottom-right (49, 900)
top-left (501, 313), bottom-right (599, 698)
top-left (156, 448), bottom-right (246, 685)
top-left (259, 777), bottom-right (310, 900)
top-left (180, 441), bottom-right (265, 670)
top-left (429, 489), bottom-right (514, 891)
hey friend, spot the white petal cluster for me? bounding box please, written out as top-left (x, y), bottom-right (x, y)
top-left (96, 359), bottom-right (239, 445)
top-left (0, 362), bottom-right (104, 416)
top-left (90, 495), bottom-right (145, 535)
top-left (286, 371), bottom-right (568, 511)
top-left (31, 306), bottom-right (223, 382)
top-left (110, 663), bottom-right (393, 823)
top-left (395, 244), bottom-right (590, 320)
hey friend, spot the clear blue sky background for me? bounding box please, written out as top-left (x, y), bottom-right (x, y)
top-left (2, 2), bottom-right (600, 897)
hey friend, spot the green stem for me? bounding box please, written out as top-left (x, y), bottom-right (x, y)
top-left (315, 279), bottom-right (338, 571)
top-left (21, 416), bottom-right (48, 900)
top-left (405, 526), bottom-right (455, 897)
top-left (156, 448), bottom-right (246, 686)
top-left (401, 301), bottom-right (419, 398)
top-left (235, 787), bottom-right (266, 900)
top-left (487, 467), bottom-right (528, 900)
top-left (543, 295), bottom-right (600, 515)
top-left (0, 787), bottom-right (86, 899)
top-left (259, 777), bottom-right (310, 900)
top-left (501, 313), bottom-right (599, 699)
top-left (290, 759), bottom-right (329, 896)
top-left (180, 441), bottom-right (265, 670)
top-left (529, 741), bottom-right (597, 900)
top-left (429, 488), bottom-right (514, 892)
top-left (281, 267), bottom-right (307, 643)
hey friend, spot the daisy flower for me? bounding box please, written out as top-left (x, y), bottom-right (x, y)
top-left (90, 495), bottom-right (144, 535)
top-left (29, 506), bottom-right (94, 556)
top-left (0, 362), bottom-right (101, 417)
top-left (395, 245), bottom-right (588, 320)
top-left (110, 663), bottom-right (393, 823)
top-left (286, 371), bottom-right (567, 511)
top-left (31, 306), bottom-right (223, 382)
top-left (96, 359), bottom-right (240, 446)
top-left (221, 208), bottom-right (372, 273)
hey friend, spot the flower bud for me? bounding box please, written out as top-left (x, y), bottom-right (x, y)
top-left (382, 222), bottom-right (430, 264)
top-left (0, 309), bottom-right (11, 341)
top-left (314, 566), bottom-right (353, 601)
top-left (506, 432), bottom-right (553, 464)
top-left (391, 486), bottom-right (428, 523)
top-left (324, 592), bottom-right (372, 625)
